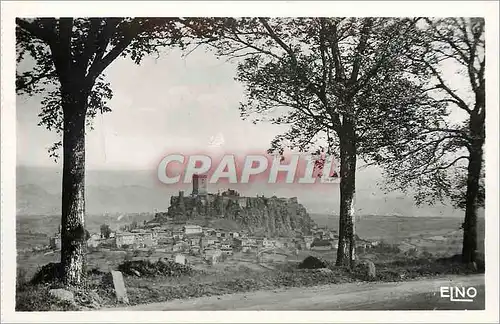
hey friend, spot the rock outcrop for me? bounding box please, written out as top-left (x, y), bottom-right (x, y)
top-left (155, 190), bottom-right (316, 236)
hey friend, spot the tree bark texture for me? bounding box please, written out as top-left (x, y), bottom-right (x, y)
top-left (335, 121), bottom-right (357, 268)
top-left (462, 114), bottom-right (484, 264)
top-left (60, 88), bottom-right (88, 287)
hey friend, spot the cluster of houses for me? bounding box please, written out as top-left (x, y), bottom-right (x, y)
top-left (48, 221), bottom-right (380, 263)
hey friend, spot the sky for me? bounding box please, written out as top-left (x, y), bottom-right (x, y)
top-left (17, 47), bottom-right (289, 171)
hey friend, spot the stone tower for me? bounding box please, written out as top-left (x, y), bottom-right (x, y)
top-left (192, 174), bottom-right (208, 196)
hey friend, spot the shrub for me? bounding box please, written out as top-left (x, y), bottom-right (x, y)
top-left (371, 242), bottom-right (401, 254)
top-left (30, 263), bottom-right (63, 285)
top-left (311, 239), bottom-right (332, 247)
top-left (118, 259), bottom-right (194, 277)
top-left (404, 247), bottom-right (419, 258)
top-left (436, 253), bottom-right (485, 274)
top-left (298, 256), bottom-right (327, 269)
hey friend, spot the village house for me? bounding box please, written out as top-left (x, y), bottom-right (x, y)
top-left (262, 238), bottom-right (285, 249)
top-left (204, 248), bottom-right (223, 264)
top-left (242, 245), bottom-right (254, 253)
top-left (255, 237), bottom-right (265, 247)
top-left (311, 245), bottom-right (332, 251)
top-left (189, 237), bottom-right (201, 247)
top-left (146, 222), bottom-right (161, 228)
top-left (303, 236), bottom-right (314, 250)
top-left (172, 230), bottom-right (184, 240)
top-left (174, 254), bottom-right (187, 265)
top-left (242, 238), bottom-right (257, 246)
top-left (283, 238), bottom-right (295, 248)
top-left (311, 238), bottom-right (333, 251)
top-left (201, 237), bottom-right (217, 247)
top-left (49, 235), bottom-right (61, 250)
top-left (202, 227), bottom-right (215, 236)
top-left (295, 241), bottom-right (305, 250)
top-left (115, 232), bottom-right (136, 248)
top-left (173, 241), bottom-right (189, 252)
top-left (183, 225), bottom-right (203, 235)
top-left (157, 231), bottom-right (173, 239)
top-left (135, 232), bottom-right (156, 248)
top-left (87, 233), bottom-right (101, 248)
top-left (231, 238), bottom-right (241, 250)
top-left (220, 243), bottom-right (232, 250)
top-left (271, 239), bottom-right (286, 249)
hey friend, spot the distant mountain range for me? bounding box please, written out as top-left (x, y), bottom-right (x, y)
top-left (16, 165), bottom-right (467, 218)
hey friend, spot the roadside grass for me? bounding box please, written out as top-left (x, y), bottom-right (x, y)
top-left (16, 284), bottom-right (80, 312)
top-left (16, 266), bottom-right (79, 312)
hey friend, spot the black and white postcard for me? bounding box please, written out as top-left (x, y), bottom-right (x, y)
top-left (1, 1), bottom-right (499, 323)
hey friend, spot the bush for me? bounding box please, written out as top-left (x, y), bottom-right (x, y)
top-left (298, 256), bottom-right (327, 269)
top-left (436, 253), bottom-right (485, 274)
top-left (118, 259), bottom-right (194, 277)
top-left (311, 239), bottom-right (332, 247)
top-left (404, 247), bottom-right (419, 258)
top-left (30, 263), bottom-right (63, 285)
top-left (371, 242), bottom-right (401, 254)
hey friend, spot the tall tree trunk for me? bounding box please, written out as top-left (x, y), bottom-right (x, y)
top-left (335, 122), bottom-right (357, 268)
top-left (60, 89), bottom-right (88, 287)
top-left (462, 116), bottom-right (484, 264)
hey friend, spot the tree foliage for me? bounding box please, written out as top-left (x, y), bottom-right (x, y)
top-left (376, 18), bottom-right (485, 210)
top-left (16, 18), bottom-right (189, 158)
top-left (196, 17), bottom-right (443, 266)
top-left (100, 224), bottom-right (112, 239)
top-left (197, 18), bottom-right (441, 159)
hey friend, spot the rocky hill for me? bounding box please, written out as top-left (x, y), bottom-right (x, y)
top-left (154, 191), bottom-right (316, 237)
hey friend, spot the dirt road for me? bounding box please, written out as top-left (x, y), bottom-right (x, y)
top-left (103, 274), bottom-right (484, 311)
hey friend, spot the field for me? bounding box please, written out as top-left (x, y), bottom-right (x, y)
top-left (310, 214), bottom-right (485, 255)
